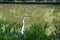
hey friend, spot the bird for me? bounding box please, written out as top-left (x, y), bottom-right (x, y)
top-left (20, 14), bottom-right (30, 34)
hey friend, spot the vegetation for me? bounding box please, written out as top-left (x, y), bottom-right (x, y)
top-left (1, 4), bottom-right (60, 28)
top-left (0, 17), bottom-right (60, 40)
top-left (0, 4), bottom-right (60, 40)
top-left (0, 0), bottom-right (60, 2)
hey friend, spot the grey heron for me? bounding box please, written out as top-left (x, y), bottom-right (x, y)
top-left (20, 14), bottom-right (30, 34)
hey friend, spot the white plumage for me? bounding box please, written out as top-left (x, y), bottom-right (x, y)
top-left (20, 14), bottom-right (29, 34)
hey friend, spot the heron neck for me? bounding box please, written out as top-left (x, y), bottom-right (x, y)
top-left (22, 19), bottom-right (24, 25)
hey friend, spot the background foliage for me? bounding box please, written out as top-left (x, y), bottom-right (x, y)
top-left (1, 4), bottom-right (60, 29)
top-left (0, 0), bottom-right (60, 2)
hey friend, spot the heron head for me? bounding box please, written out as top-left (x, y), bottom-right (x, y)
top-left (22, 14), bottom-right (31, 20)
top-left (23, 14), bottom-right (31, 18)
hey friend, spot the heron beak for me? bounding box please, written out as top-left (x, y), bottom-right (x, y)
top-left (27, 16), bottom-right (32, 18)
top-left (25, 16), bottom-right (31, 18)
top-left (28, 16), bottom-right (31, 17)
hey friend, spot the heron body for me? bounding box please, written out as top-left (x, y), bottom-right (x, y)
top-left (20, 14), bottom-right (29, 34)
top-left (20, 18), bottom-right (24, 34)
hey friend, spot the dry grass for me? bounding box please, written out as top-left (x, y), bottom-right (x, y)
top-left (0, 4), bottom-right (60, 28)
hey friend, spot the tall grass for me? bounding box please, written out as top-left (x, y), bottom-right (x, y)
top-left (0, 18), bottom-right (60, 40)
